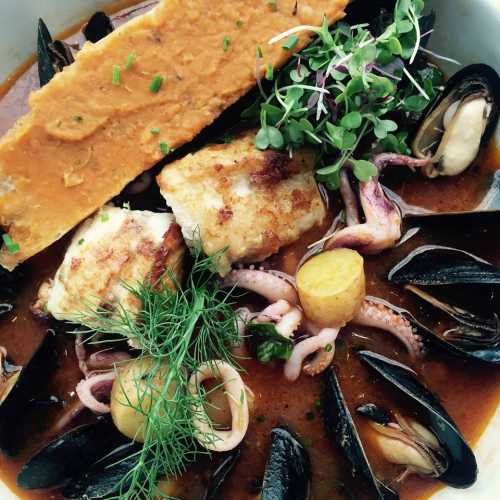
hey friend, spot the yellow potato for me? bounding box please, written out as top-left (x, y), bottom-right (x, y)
top-left (296, 249), bottom-right (365, 327)
top-left (110, 357), bottom-right (175, 442)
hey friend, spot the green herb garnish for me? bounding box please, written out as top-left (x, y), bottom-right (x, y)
top-left (282, 35), bottom-right (299, 50)
top-left (125, 52), bottom-right (136, 70)
top-left (150, 127), bottom-right (161, 135)
top-left (159, 141), bottom-right (170, 155)
top-left (112, 64), bottom-right (121, 86)
top-left (265, 63), bottom-right (274, 81)
top-left (247, 322), bottom-right (293, 363)
top-left (267, 0), bottom-right (278, 12)
top-left (149, 75), bottom-right (164, 93)
top-left (223, 36), bottom-right (231, 52)
top-left (246, 0), bottom-right (443, 190)
top-left (236, 20), bottom-right (243, 28)
top-left (100, 213), bottom-right (110, 223)
top-left (1, 234), bottom-right (20, 254)
top-left (78, 250), bottom-right (240, 500)
top-left (256, 46), bottom-right (263, 59)
top-left (78, 238), bottom-right (85, 245)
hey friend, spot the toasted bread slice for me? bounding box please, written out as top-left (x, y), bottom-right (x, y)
top-left (0, 0), bottom-right (347, 269)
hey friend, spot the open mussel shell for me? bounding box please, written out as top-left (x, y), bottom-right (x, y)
top-left (358, 351), bottom-right (477, 488)
top-left (321, 370), bottom-right (398, 500)
top-left (412, 64), bottom-right (500, 177)
top-left (261, 426), bottom-right (311, 500)
top-left (0, 334), bottom-right (56, 456)
top-left (83, 12), bottom-right (114, 43)
top-left (37, 19), bottom-right (74, 87)
top-left (17, 417), bottom-right (129, 490)
top-left (204, 447), bottom-right (241, 500)
top-left (388, 245), bottom-right (500, 363)
top-left (388, 245), bottom-right (500, 285)
top-left (404, 284), bottom-right (500, 364)
top-left (385, 294), bottom-right (500, 364)
top-left (62, 440), bottom-right (141, 499)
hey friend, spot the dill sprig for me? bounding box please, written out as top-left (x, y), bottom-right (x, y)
top-left (79, 251), bottom-right (240, 499)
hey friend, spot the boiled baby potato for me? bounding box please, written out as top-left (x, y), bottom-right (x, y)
top-left (296, 249), bottom-right (365, 327)
top-left (110, 356), bottom-right (175, 442)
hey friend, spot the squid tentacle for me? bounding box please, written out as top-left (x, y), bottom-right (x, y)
top-left (222, 269), bottom-right (298, 305)
top-left (352, 298), bottom-right (425, 358)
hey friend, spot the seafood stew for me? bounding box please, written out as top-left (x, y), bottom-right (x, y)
top-left (0, 1), bottom-right (499, 499)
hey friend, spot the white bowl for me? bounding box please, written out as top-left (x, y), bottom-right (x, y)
top-left (0, 0), bottom-right (498, 498)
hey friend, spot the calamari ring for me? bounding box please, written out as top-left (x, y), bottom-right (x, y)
top-left (189, 360), bottom-right (249, 452)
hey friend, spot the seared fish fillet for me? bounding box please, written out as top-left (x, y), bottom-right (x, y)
top-left (157, 131), bottom-right (326, 274)
top-left (0, 0), bottom-right (348, 270)
top-left (34, 206), bottom-right (185, 323)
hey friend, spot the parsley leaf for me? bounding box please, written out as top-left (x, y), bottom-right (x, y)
top-left (247, 323), bottom-right (294, 363)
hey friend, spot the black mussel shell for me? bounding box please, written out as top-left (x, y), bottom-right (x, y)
top-left (356, 403), bottom-right (391, 425)
top-left (358, 351), bottom-right (477, 488)
top-left (261, 426), bottom-right (311, 500)
top-left (369, 294), bottom-right (500, 365)
top-left (83, 12), bottom-right (114, 43)
top-left (421, 64), bottom-right (500, 147)
top-left (412, 64), bottom-right (500, 176)
top-left (62, 441), bottom-right (141, 499)
top-left (321, 370), bottom-right (398, 500)
top-left (17, 418), bottom-right (129, 490)
top-left (204, 447), bottom-right (241, 500)
top-left (388, 245), bottom-right (500, 285)
top-left (0, 334), bottom-right (56, 456)
top-left (405, 285), bottom-right (500, 364)
top-left (37, 19), bottom-right (74, 87)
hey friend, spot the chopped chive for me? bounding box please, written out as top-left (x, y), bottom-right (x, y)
top-left (100, 213), bottom-right (110, 223)
top-left (236, 20), bottom-right (243, 28)
top-left (2, 234), bottom-right (20, 254)
top-left (150, 127), bottom-right (161, 135)
top-left (267, 0), bottom-right (278, 11)
top-left (223, 36), bottom-right (231, 52)
top-left (123, 201), bottom-right (131, 210)
top-left (73, 115), bottom-right (83, 123)
top-left (150, 75), bottom-right (164, 93)
top-left (256, 46), bottom-right (263, 58)
top-left (282, 35), bottom-right (299, 50)
top-left (125, 52), bottom-right (136, 70)
top-left (325, 343), bottom-right (333, 352)
top-left (78, 238), bottom-right (85, 245)
top-left (112, 65), bottom-right (121, 86)
top-left (265, 63), bottom-right (274, 80)
top-left (159, 141), bottom-right (170, 155)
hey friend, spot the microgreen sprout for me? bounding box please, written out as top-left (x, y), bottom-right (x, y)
top-left (246, 0), bottom-right (443, 189)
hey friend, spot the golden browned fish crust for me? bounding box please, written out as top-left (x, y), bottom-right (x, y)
top-left (157, 131), bottom-right (326, 274)
top-left (0, 0), bottom-right (348, 269)
top-left (33, 206), bottom-right (185, 322)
